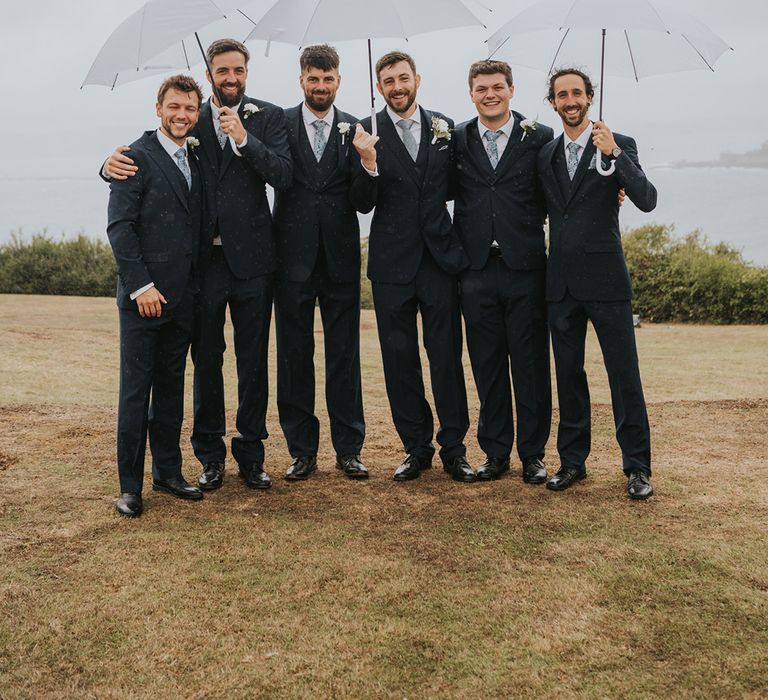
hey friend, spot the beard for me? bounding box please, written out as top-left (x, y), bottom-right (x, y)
top-left (557, 102), bottom-right (590, 127)
top-left (385, 88), bottom-right (416, 115)
top-left (305, 89), bottom-right (336, 112)
top-left (215, 80), bottom-right (245, 108)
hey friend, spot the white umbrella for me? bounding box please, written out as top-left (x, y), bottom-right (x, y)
top-left (241, 0), bottom-right (489, 134)
top-left (487, 0), bottom-right (733, 175)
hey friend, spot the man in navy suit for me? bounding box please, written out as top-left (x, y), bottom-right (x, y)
top-left (537, 68), bottom-right (657, 499)
top-left (104, 39), bottom-right (292, 492)
top-left (107, 75), bottom-right (206, 517)
top-left (351, 51), bottom-right (474, 483)
top-left (273, 45), bottom-right (367, 481)
top-left (453, 60), bottom-right (553, 486)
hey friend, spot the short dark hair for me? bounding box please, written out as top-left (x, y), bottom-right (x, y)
top-left (206, 38), bottom-right (250, 66)
top-left (157, 74), bottom-right (203, 106)
top-left (375, 51), bottom-right (416, 81)
top-left (468, 60), bottom-right (513, 89)
top-left (300, 44), bottom-right (340, 72)
top-left (547, 67), bottom-right (595, 103)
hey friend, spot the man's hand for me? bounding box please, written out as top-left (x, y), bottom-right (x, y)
top-left (219, 107), bottom-right (246, 146)
top-left (592, 121), bottom-right (618, 157)
top-left (136, 287), bottom-right (167, 318)
top-left (353, 123), bottom-right (379, 172)
top-left (618, 188), bottom-right (626, 207)
top-left (105, 146), bottom-right (137, 180)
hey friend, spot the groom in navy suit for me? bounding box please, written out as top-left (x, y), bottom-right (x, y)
top-left (452, 60), bottom-right (553, 485)
top-left (106, 75), bottom-right (206, 517)
top-left (104, 39), bottom-right (292, 492)
top-left (351, 51), bottom-right (474, 483)
top-left (273, 44), bottom-right (367, 481)
top-left (538, 68), bottom-right (657, 499)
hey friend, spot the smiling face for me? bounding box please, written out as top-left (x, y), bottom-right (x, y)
top-left (207, 50), bottom-right (247, 108)
top-left (156, 88), bottom-right (200, 144)
top-left (377, 60), bottom-right (421, 116)
top-left (470, 72), bottom-right (514, 127)
top-left (300, 66), bottom-right (340, 114)
top-left (551, 73), bottom-right (592, 130)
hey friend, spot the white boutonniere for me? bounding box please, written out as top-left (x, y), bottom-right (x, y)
top-left (520, 117), bottom-right (538, 141)
top-left (431, 116), bottom-right (452, 145)
top-left (337, 122), bottom-right (351, 145)
top-left (243, 103), bottom-right (262, 119)
top-left (186, 136), bottom-right (200, 150)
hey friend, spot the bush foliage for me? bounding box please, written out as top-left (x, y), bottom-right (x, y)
top-left (2, 229), bottom-right (766, 323)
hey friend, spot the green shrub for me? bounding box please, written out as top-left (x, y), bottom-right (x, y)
top-left (0, 232), bottom-right (117, 297)
top-left (623, 225), bottom-right (768, 324)
top-left (360, 237), bottom-right (372, 310)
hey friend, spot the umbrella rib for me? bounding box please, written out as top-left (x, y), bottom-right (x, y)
top-left (624, 30), bottom-right (639, 82)
top-left (488, 35), bottom-right (510, 60)
top-left (299, 1), bottom-right (325, 48)
top-left (681, 32), bottom-right (715, 71)
top-left (548, 27), bottom-right (570, 75)
top-left (182, 39), bottom-right (190, 70)
top-left (137, 4), bottom-right (147, 69)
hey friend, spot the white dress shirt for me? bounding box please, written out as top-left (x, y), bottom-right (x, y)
top-left (364, 104), bottom-right (422, 177)
top-left (130, 129), bottom-right (190, 300)
top-left (302, 102), bottom-right (334, 152)
top-left (477, 112), bottom-right (515, 163)
top-left (563, 121), bottom-right (593, 165)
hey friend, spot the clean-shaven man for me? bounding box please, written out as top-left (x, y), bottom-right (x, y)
top-left (104, 39), bottom-right (292, 492)
top-left (537, 68), bottom-right (657, 499)
top-left (453, 60), bottom-right (553, 486)
top-left (107, 75), bottom-right (205, 517)
top-left (273, 44), bottom-right (367, 481)
top-left (351, 51), bottom-right (474, 483)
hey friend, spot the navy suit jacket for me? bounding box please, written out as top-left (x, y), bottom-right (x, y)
top-left (350, 106), bottom-right (468, 284)
top-left (453, 112), bottom-right (553, 271)
top-left (273, 104), bottom-right (361, 283)
top-left (194, 96), bottom-right (292, 279)
top-left (107, 131), bottom-right (202, 310)
top-left (538, 131), bottom-right (657, 302)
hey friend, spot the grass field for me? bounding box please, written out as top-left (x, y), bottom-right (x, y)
top-left (1, 294), bottom-right (767, 698)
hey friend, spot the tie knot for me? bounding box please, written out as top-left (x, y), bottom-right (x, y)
top-left (313, 119), bottom-right (326, 131)
top-left (397, 118), bottom-right (415, 131)
top-left (174, 148), bottom-right (186, 161)
top-left (567, 142), bottom-right (581, 155)
top-left (484, 130), bottom-right (502, 143)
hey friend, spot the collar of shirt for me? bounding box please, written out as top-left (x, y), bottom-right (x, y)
top-left (477, 113), bottom-right (515, 160)
top-left (210, 97), bottom-right (242, 125)
top-left (302, 102), bottom-right (334, 142)
top-left (563, 121), bottom-right (593, 161)
top-left (156, 128), bottom-right (187, 160)
top-left (387, 104), bottom-right (422, 142)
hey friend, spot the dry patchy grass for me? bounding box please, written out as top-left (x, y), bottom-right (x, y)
top-left (1, 294), bottom-right (767, 698)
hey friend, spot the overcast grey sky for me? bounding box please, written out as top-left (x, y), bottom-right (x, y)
top-left (0, 0), bottom-right (763, 177)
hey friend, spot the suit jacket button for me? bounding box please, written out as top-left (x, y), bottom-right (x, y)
top-left (491, 186), bottom-right (496, 192)
top-left (564, 214), bottom-right (569, 220)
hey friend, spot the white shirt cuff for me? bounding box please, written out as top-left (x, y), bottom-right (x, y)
top-left (363, 164), bottom-right (379, 177)
top-left (231, 133), bottom-right (247, 156)
top-left (130, 282), bottom-right (154, 300)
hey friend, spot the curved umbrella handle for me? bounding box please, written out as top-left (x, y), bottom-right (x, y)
top-left (596, 156), bottom-right (616, 177)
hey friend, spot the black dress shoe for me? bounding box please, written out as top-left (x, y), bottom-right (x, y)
top-left (627, 469), bottom-right (654, 500)
top-left (336, 454), bottom-right (369, 479)
top-left (239, 463), bottom-right (272, 490)
top-left (198, 461), bottom-right (224, 491)
top-left (152, 476), bottom-right (204, 500)
top-left (476, 456), bottom-right (510, 481)
top-left (522, 456), bottom-right (548, 484)
top-left (284, 455), bottom-right (317, 481)
top-left (115, 492), bottom-right (143, 517)
top-left (546, 466), bottom-right (587, 492)
top-left (443, 455), bottom-right (476, 483)
top-left (393, 454), bottom-right (432, 482)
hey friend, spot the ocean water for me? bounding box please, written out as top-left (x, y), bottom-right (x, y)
top-left (1, 165), bottom-right (766, 266)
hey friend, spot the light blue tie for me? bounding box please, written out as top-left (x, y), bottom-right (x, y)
top-left (484, 130), bottom-right (503, 169)
top-left (567, 142), bottom-right (581, 180)
top-left (216, 118), bottom-right (227, 149)
top-left (312, 119), bottom-right (328, 161)
top-left (174, 148), bottom-right (191, 190)
top-left (397, 118), bottom-right (419, 161)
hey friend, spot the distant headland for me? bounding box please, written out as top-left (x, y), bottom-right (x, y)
top-left (675, 142), bottom-right (768, 169)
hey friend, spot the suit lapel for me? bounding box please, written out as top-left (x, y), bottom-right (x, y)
top-left (567, 138), bottom-right (596, 204)
top-left (493, 117), bottom-right (524, 178)
top-left (145, 132), bottom-right (190, 212)
top-left (420, 107), bottom-right (434, 188)
top-left (316, 107), bottom-right (339, 189)
top-left (464, 119), bottom-right (495, 180)
top-left (294, 105), bottom-right (322, 186)
top-left (541, 135), bottom-right (566, 211)
top-left (197, 101), bottom-right (219, 174)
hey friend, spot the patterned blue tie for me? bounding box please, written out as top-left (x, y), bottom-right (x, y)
top-left (174, 148), bottom-right (191, 190)
top-left (215, 117), bottom-right (227, 149)
top-left (567, 142), bottom-right (581, 180)
top-left (397, 118), bottom-right (419, 161)
top-left (312, 119), bottom-right (327, 161)
top-left (484, 130), bottom-right (503, 169)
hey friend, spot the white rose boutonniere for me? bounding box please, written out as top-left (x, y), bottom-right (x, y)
top-left (337, 122), bottom-right (351, 145)
top-left (186, 136), bottom-right (200, 150)
top-left (243, 103), bottom-right (262, 119)
top-left (431, 116), bottom-right (452, 145)
top-left (520, 118), bottom-right (538, 141)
